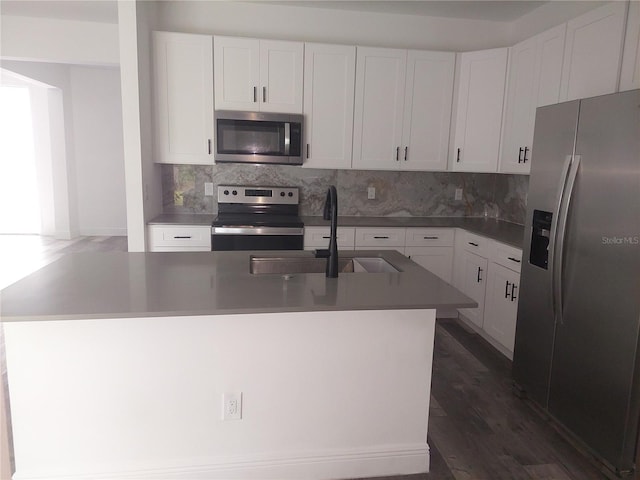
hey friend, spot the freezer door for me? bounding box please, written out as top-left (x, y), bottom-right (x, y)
top-left (512, 100), bottom-right (580, 406)
top-left (547, 89), bottom-right (640, 473)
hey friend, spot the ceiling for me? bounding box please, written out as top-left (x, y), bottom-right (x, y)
top-left (259, 1), bottom-right (549, 22)
top-left (0, 0), bottom-right (552, 24)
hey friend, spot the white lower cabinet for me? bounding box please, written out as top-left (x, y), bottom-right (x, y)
top-left (457, 250), bottom-right (489, 329)
top-left (148, 225), bottom-right (212, 252)
top-left (483, 263), bottom-right (520, 358)
top-left (404, 228), bottom-right (454, 282)
top-left (303, 226), bottom-right (355, 250)
top-left (354, 227), bottom-right (406, 254)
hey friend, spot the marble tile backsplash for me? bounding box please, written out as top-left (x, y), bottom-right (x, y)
top-left (161, 164), bottom-right (529, 225)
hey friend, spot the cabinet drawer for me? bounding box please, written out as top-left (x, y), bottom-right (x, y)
top-left (148, 225), bottom-right (212, 251)
top-left (405, 228), bottom-right (454, 247)
top-left (304, 226), bottom-right (355, 249)
top-left (491, 242), bottom-right (523, 273)
top-left (355, 228), bottom-right (406, 248)
top-left (460, 231), bottom-right (491, 257)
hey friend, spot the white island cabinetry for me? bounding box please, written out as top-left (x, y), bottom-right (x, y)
top-left (148, 224), bottom-right (211, 252)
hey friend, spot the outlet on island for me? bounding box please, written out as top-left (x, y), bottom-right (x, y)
top-left (222, 392), bottom-right (242, 420)
top-left (455, 188), bottom-right (463, 201)
top-left (367, 187), bottom-right (376, 200)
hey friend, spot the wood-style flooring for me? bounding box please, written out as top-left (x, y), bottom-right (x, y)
top-left (0, 235), bottom-right (611, 479)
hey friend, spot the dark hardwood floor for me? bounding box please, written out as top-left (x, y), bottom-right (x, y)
top-left (360, 320), bottom-right (610, 480)
top-left (0, 235), bottom-right (612, 479)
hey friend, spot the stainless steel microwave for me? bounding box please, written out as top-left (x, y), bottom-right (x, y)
top-left (214, 111), bottom-right (303, 165)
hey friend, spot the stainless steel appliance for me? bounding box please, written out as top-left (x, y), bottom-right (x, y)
top-left (214, 111), bottom-right (303, 165)
top-left (513, 89), bottom-right (640, 477)
top-left (211, 185), bottom-right (304, 251)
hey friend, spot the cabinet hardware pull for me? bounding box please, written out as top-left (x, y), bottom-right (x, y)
top-left (523, 146), bottom-right (529, 163)
top-left (423, 236), bottom-right (439, 239)
top-left (518, 147), bottom-right (524, 163)
top-left (457, 148), bottom-right (461, 163)
top-left (208, 139), bottom-right (212, 155)
top-left (468, 241), bottom-right (479, 247)
top-left (306, 144), bottom-right (310, 159)
top-left (505, 280), bottom-right (511, 298)
top-left (508, 256), bottom-right (521, 263)
top-left (174, 236), bottom-right (192, 239)
top-left (404, 146), bottom-right (408, 161)
top-left (477, 267), bottom-right (483, 283)
top-left (374, 236), bottom-right (389, 239)
top-left (253, 86), bottom-right (257, 103)
top-left (511, 284), bottom-right (518, 301)
top-left (396, 146), bottom-right (399, 161)
top-left (322, 236), bottom-right (330, 239)
top-left (263, 86), bottom-right (266, 103)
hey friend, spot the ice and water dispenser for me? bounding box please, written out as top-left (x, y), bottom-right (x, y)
top-left (530, 210), bottom-right (552, 269)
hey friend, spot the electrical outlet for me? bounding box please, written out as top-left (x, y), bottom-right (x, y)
top-left (222, 392), bottom-right (242, 420)
top-left (367, 187), bottom-right (376, 200)
top-left (205, 182), bottom-right (214, 196)
top-left (455, 188), bottom-right (463, 201)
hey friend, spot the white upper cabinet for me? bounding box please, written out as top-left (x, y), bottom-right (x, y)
top-left (620, 0), bottom-right (640, 92)
top-left (214, 36), bottom-right (303, 113)
top-left (303, 43), bottom-right (356, 169)
top-left (152, 32), bottom-right (214, 165)
top-left (559, 2), bottom-right (627, 101)
top-left (352, 47), bottom-right (407, 170)
top-left (401, 51), bottom-right (455, 171)
top-left (451, 48), bottom-right (508, 172)
top-left (500, 24), bottom-right (566, 174)
top-left (353, 47), bottom-right (455, 171)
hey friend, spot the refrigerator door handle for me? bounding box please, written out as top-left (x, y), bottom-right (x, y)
top-left (552, 154), bottom-right (581, 325)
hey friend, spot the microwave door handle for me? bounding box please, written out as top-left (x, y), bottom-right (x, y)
top-left (284, 122), bottom-right (291, 156)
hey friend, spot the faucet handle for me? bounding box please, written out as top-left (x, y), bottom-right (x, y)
top-left (314, 249), bottom-right (330, 258)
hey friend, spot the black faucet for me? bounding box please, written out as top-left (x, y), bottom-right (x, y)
top-left (315, 185), bottom-right (339, 278)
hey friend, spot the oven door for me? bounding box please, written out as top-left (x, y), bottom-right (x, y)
top-left (211, 227), bottom-right (304, 251)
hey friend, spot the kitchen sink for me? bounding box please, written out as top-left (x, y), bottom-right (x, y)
top-left (249, 255), bottom-right (399, 275)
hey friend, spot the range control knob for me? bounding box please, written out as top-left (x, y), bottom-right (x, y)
top-left (280, 191), bottom-right (285, 197)
top-left (223, 190), bottom-right (229, 195)
top-left (288, 192), bottom-right (293, 197)
top-left (232, 190), bottom-right (238, 196)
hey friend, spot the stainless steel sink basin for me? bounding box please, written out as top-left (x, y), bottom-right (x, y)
top-left (249, 255), bottom-right (398, 275)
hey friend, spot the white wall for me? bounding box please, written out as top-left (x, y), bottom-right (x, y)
top-left (1, 61), bottom-right (127, 238)
top-left (0, 15), bottom-right (119, 66)
top-left (70, 66), bottom-right (127, 236)
top-left (157, 1), bottom-right (511, 51)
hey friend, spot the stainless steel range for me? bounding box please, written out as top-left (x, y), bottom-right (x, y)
top-left (211, 185), bottom-right (304, 251)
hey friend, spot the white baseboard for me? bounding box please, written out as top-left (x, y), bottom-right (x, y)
top-left (77, 227), bottom-right (127, 236)
top-left (13, 444), bottom-right (430, 480)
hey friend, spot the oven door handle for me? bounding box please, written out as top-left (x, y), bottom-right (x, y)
top-left (212, 226), bottom-right (304, 235)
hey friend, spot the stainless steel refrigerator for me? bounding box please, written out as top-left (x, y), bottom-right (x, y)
top-left (513, 89), bottom-right (640, 477)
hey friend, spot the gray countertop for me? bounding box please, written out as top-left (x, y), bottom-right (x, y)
top-left (148, 214), bottom-right (525, 248)
top-left (0, 250), bottom-right (476, 322)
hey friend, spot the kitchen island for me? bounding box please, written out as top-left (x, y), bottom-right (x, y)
top-left (1, 250), bottom-right (474, 480)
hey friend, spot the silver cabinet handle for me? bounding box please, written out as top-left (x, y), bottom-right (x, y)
top-left (263, 86), bottom-right (266, 103)
top-left (253, 86), bottom-right (257, 103)
top-left (404, 146), bottom-right (408, 161)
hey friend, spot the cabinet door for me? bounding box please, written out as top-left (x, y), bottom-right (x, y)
top-left (405, 246), bottom-right (453, 283)
top-left (214, 36), bottom-right (260, 111)
top-left (458, 251), bottom-right (488, 329)
top-left (153, 32), bottom-right (214, 165)
top-left (500, 24), bottom-right (565, 174)
top-left (483, 263), bottom-right (520, 356)
top-left (259, 40), bottom-right (303, 113)
top-left (303, 43), bottom-right (356, 169)
top-left (560, 2), bottom-right (627, 101)
top-left (452, 48), bottom-right (507, 172)
top-left (401, 50), bottom-right (455, 171)
top-left (352, 47), bottom-right (407, 170)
